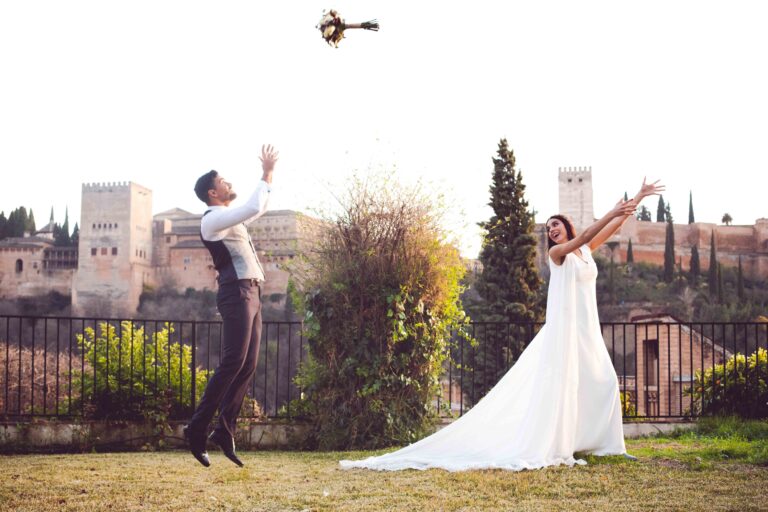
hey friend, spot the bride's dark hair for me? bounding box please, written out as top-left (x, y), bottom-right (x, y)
top-left (546, 215), bottom-right (576, 249)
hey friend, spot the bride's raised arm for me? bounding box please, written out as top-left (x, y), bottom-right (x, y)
top-left (549, 199), bottom-right (636, 265)
top-left (587, 178), bottom-right (665, 252)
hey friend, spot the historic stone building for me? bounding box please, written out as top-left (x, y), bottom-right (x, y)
top-left (72, 182), bottom-right (154, 316)
top-left (152, 207), bottom-right (321, 304)
top-left (557, 166), bottom-right (595, 232)
top-left (0, 236), bottom-right (76, 298)
top-left (1, 180), bottom-right (321, 316)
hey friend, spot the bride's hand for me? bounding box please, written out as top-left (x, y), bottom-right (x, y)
top-left (610, 198), bottom-right (637, 218)
top-left (636, 177), bottom-right (665, 200)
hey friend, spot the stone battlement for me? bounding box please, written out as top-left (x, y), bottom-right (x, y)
top-left (82, 181), bottom-right (132, 189)
top-left (558, 166), bottom-right (592, 175)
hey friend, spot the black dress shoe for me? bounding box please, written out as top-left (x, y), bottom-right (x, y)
top-left (209, 429), bottom-right (244, 467)
top-left (183, 425), bottom-right (211, 467)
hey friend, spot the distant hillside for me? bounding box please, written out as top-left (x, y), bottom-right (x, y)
top-left (593, 256), bottom-right (768, 322)
top-left (461, 256), bottom-right (768, 324)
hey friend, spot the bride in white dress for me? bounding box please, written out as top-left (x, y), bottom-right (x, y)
top-left (341, 179), bottom-right (663, 472)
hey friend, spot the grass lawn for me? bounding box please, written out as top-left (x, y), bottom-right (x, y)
top-left (1, 418), bottom-right (766, 512)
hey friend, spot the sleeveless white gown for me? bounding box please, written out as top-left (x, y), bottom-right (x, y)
top-left (340, 245), bottom-right (626, 471)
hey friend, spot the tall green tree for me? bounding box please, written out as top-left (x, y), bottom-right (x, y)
top-left (717, 263), bottom-right (725, 304)
top-left (626, 238), bottom-right (634, 265)
top-left (689, 244), bottom-right (700, 286)
top-left (71, 222), bottom-right (80, 247)
top-left (708, 231), bottom-right (718, 297)
top-left (737, 256), bottom-right (745, 302)
top-left (688, 191), bottom-right (695, 224)
top-left (636, 205), bottom-right (652, 221)
top-left (722, 213), bottom-right (733, 226)
top-left (27, 209), bottom-right (36, 233)
top-left (6, 207), bottom-right (28, 238)
top-left (663, 204), bottom-right (675, 282)
top-left (656, 195), bottom-right (666, 222)
top-left (55, 207), bottom-right (71, 246)
top-left (0, 211), bottom-right (6, 240)
top-left (471, 139), bottom-right (543, 402)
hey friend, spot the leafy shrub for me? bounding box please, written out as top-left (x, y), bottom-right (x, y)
top-left (685, 348), bottom-right (768, 419)
top-left (621, 391), bottom-right (636, 417)
top-left (291, 176), bottom-right (468, 449)
top-left (71, 321), bottom-right (209, 422)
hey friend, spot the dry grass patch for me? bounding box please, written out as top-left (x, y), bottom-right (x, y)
top-left (0, 441), bottom-right (766, 512)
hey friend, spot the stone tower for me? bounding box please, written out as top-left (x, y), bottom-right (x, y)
top-left (558, 166), bottom-right (595, 232)
top-left (72, 182), bottom-right (154, 316)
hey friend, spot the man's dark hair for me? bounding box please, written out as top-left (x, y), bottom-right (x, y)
top-left (194, 170), bottom-right (218, 204)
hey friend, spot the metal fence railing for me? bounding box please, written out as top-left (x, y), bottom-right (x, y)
top-left (1, 315), bottom-right (765, 421)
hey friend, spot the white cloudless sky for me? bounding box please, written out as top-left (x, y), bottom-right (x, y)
top-left (1, 1), bottom-right (766, 257)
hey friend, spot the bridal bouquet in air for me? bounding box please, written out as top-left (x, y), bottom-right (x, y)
top-left (316, 9), bottom-right (379, 47)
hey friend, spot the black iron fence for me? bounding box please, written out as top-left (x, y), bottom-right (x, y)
top-left (1, 315), bottom-right (765, 421)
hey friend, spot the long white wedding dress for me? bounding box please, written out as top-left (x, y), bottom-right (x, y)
top-left (340, 245), bottom-right (626, 471)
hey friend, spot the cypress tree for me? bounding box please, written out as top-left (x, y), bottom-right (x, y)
top-left (71, 223), bottom-right (80, 247)
top-left (737, 256), bottom-right (745, 302)
top-left (656, 195), bottom-right (666, 222)
top-left (663, 206), bottom-right (675, 282)
top-left (689, 244), bottom-right (700, 286)
top-left (16, 207), bottom-right (28, 236)
top-left (717, 263), bottom-right (725, 304)
top-left (0, 212), bottom-right (6, 240)
top-left (472, 139), bottom-right (543, 401)
top-left (27, 209), bottom-right (36, 233)
top-left (636, 205), bottom-right (652, 222)
top-left (688, 191), bottom-right (695, 224)
top-left (7, 208), bottom-right (27, 237)
top-left (626, 238), bottom-right (634, 265)
top-left (476, 138), bottom-right (543, 323)
top-left (708, 231), bottom-right (718, 297)
top-left (55, 207), bottom-right (71, 246)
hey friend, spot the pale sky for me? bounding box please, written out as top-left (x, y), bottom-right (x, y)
top-left (1, 1), bottom-right (766, 258)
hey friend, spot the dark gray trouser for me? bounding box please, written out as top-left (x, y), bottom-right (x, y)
top-left (189, 279), bottom-right (262, 438)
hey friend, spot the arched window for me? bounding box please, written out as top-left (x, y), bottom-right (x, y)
top-left (15, 259), bottom-right (23, 273)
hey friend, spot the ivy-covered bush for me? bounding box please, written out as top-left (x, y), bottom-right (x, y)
top-left (686, 348), bottom-right (768, 419)
top-left (71, 321), bottom-right (209, 422)
top-left (291, 177), bottom-right (468, 450)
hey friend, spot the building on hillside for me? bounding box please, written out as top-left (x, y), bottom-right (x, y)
top-left (153, 208), bottom-right (323, 305)
top-left (0, 236), bottom-right (76, 298)
top-left (620, 313), bottom-right (733, 417)
top-left (71, 182), bottom-right (154, 316)
top-left (558, 166), bottom-right (594, 233)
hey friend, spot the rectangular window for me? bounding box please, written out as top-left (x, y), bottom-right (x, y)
top-left (101, 247), bottom-right (107, 255)
top-left (183, 256), bottom-right (191, 265)
top-left (166, 236), bottom-right (171, 243)
top-left (112, 247), bottom-right (118, 256)
top-left (91, 248), bottom-right (97, 256)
